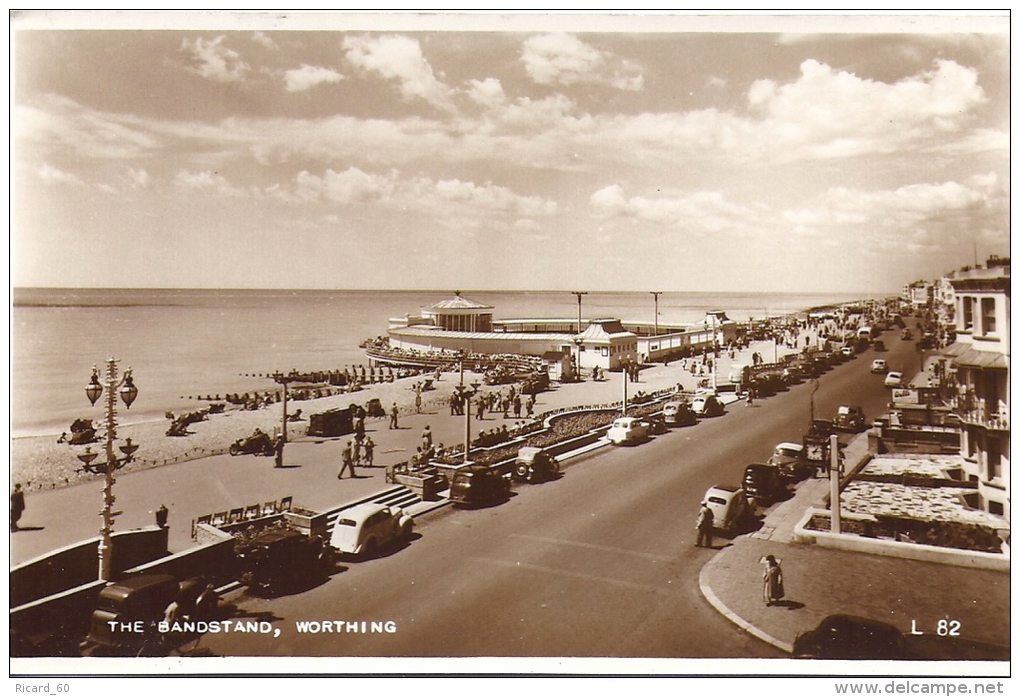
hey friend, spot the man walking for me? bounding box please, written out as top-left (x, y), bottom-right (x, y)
top-left (338, 441), bottom-right (357, 479)
top-left (363, 436), bottom-right (375, 467)
top-left (389, 402), bottom-right (399, 429)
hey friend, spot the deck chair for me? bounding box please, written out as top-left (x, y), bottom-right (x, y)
top-left (244, 504), bottom-right (260, 520)
top-left (211, 511), bottom-right (228, 526)
top-left (262, 500), bottom-right (277, 515)
top-left (279, 496), bottom-right (293, 511)
top-left (229, 507), bottom-right (244, 523)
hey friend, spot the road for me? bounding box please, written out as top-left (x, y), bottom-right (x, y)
top-left (200, 335), bottom-right (921, 658)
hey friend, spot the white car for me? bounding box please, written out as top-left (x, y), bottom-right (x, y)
top-left (884, 371), bottom-right (904, 388)
top-left (691, 394), bottom-right (725, 417)
top-left (702, 485), bottom-right (755, 534)
top-left (607, 416), bottom-right (649, 445)
top-left (870, 359), bottom-right (888, 373)
top-left (329, 502), bottom-right (414, 558)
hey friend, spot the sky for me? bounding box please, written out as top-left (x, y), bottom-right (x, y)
top-left (10, 12), bottom-right (1011, 294)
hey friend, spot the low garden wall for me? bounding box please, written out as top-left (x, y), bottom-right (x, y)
top-left (794, 507), bottom-right (1010, 573)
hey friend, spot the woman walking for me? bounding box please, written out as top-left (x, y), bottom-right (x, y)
top-left (762, 554), bottom-right (784, 606)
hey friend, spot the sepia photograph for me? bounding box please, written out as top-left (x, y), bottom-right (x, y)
top-left (8, 10), bottom-right (1010, 688)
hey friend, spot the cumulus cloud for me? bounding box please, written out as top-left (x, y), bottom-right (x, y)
top-left (781, 176), bottom-right (1006, 251)
top-left (467, 78), bottom-right (507, 108)
top-left (343, 35), bottom-right (454, 110)
top-left (747, 59), bottom-right (987, 158)
top-left (180, 36), bottom-right (250, 84)
top-left (521, 33), bottom-right (643, 91)
top-left (290, 167), bottom-right (396, 205)
top-left (284, 64), bottom-right (343, 92)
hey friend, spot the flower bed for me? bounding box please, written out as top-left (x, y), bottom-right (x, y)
top-left (434, 400), bottom-right (669, 467)
top-left (803, 513), bottom-right (1004, 554)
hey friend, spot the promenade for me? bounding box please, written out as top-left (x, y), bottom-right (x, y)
top-left (10, 334), bottom-right (1009, 665)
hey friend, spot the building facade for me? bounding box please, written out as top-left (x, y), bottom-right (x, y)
top-left (943, 258), bottom-right (1010, 521)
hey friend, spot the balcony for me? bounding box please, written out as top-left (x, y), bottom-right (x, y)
top-left (956, 397), bottom-right (1010, 432)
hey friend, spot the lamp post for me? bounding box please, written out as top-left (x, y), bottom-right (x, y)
top-left (650, 291), bottom-right (662, 336)
top-left (456, 382), bottom-right (481, 463)
top-left (621, 359), bottom-right (629, 415)
top-left (271, 371), bottom-right (303, 445)
top-left (78, 358), bottom-right (139, 582)
top-left (571, 291), bottom-right (588, 333)
top-left (809, 377), bottom-right (819, 426)
top-left (573, 337), bottom-right (583, 382)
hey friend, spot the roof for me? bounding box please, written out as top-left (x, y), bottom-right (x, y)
top-left (576, 318), bottom-right (635, 342)
top-left (426, 295), bottom-right (494, 311)
top-left (942, 341), bottom-right (1008, 369)
top-left (338, 502), bottom-right (388, 522)
top-left (391, 326), bottom-right (573, 342)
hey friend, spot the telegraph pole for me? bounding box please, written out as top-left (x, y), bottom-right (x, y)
top-left (571, 291), bottom-right (588, 333)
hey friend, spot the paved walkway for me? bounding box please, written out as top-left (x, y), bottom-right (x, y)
top-left (698, 438), bottom-right (1011, 659)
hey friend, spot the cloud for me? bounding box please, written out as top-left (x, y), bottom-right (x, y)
top-left (284, 64), bottom-right (343, 92)
top-left (521, 33), bottom-right (643, 91)
top-left (343, 35), bottom-right (454, 110)
top-left (180, 36), bottom-right (250, 84)
top-left (590, 185), bottom-right (755, 232)
top-left (747, 59), bottom-right (987, 159)
top-left (467, 78), bottom-right (506, 108)
top-left (173, 169), bottom-right (248, 198)
top-left (252, 32), bottom-right (278, 50)
top-left (124, 167), bottom-right (151, 190)
top-left (37, 163), bottom-right (84, 186)
top-left (781, 176), bottom-right (1007, 250)
top-left (290, 167), bottom-right (396, 205)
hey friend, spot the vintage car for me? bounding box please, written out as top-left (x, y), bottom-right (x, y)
top-left (884, 371), bottom-right (904, 388)
top-left (449, 465), bottom-right (512, 507)
top-left (690, 394), bottom-right (725, 417)
top-left (768, 442), bottom-right (810, 481)
top-left (870, 359), bottom-right (888, 373)
top-left (793, 614), bottom-right (911, 660)
top-left (330, 502), bottom-right (413, 558)
top-left (662, 400), bottom-right (697, 427)
top-left (702, 485), bottom-right (755, 535)
top-left (606, 416), bottom-right (650, 445)
top-left (834, 405), bottom-right (866, 433)
top-left (236, 527), bottom-right (334, 592)
top-left (742, 464), bottom-right (787, 507)
top-left (81, 573), bottom-right (219, 656)
top-left (513, 446), bottom-right (561, 483)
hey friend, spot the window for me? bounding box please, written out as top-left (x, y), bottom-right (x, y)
top-left (989, 501), bottom-right (1004, 516)
top-left (961, 297), bottom-right (973, 330)
top-left (980, 297), bottom-right (996, 335)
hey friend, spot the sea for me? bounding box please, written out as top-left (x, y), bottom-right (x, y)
top-left (10, 288), bottom-right (865, 437)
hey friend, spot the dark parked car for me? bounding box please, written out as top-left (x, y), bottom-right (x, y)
top-left (81, 573), bottom-right (219, 656)
top-left (742, 464), bottom-right (787, 507)
top-left (793, 614), bottom-right (911, 660)
top-left (514, 447), bottom-right (561, 483)
top-left (834, 405), bottom-right (866, 433)
top-left (450, 465), bottom-right (511, 506)
top-left (236, 527), bottom-right (334, 592)
top-left (662, 400), bottom-right (697, 426)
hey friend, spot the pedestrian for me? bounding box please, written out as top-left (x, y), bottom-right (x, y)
top-left (450, 393), bottom-right (458, 416)
top-left (513, 395), bottom-right (522, 418)
top-left (695, 501), bottom-right (714, 548)
top-left (363, 436), bottom-right (375, 467)
top-left (10, 483), bottom-right (25, 531)
top-left (422, 424), bottom-right (433, 451)
top-left (762, 554), bottom-right (784, 606)
top-left (476, 398), bottom-right (485, 421)
top-left (274, 435), bottom-right (285, 468)
top-left (338, 441), bottom-right (357, 479)
top-left (352, 438), bottom-right (362, 466)
top-left (389, 403), bottom-right (399, 429)
top-left (415, 389), bottom-right (422, 414)
top-left (746, 387), bottom-right (754, 407)
top-left (526, 395), bottom-right (535, 418)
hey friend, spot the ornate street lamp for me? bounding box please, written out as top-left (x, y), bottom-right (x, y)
top-left (456, 381), bottom-right (481, 463)
top-left (78, 359), bottom-right (139, 582)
